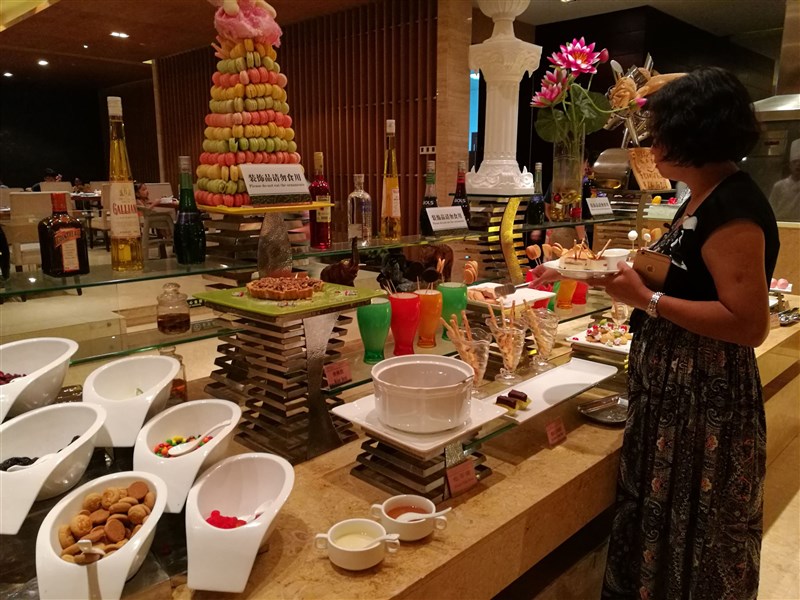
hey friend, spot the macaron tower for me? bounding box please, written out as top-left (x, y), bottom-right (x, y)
top-left (195, 0), bottom-right (300, 208)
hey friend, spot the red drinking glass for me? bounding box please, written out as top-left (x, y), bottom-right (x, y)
top-left (389, 292), bottom-right (420, 356)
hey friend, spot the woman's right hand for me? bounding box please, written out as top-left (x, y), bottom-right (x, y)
top-left (529, 265), bottom-right (562, 288)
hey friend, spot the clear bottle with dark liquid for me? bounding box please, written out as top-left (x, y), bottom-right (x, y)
top-left (157, 282), bottom-right (191, 334)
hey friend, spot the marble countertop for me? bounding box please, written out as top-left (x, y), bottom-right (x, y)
top-left (168, 309), bottom-right (798, 600)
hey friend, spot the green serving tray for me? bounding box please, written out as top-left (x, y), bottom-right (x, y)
top-left (195, 283), bottom-right (384, 318)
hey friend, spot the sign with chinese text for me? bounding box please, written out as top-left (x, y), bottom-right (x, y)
top-left (446, 459), bottom-right (478, 496)
top-left (239, 164), bottom-right (312, 204)
top-left (585, 196), bottom-right (614, 217)
top-left (323, 360), bottom-right (352, 388)
top-left (427, 207), bottom-right (469, 232)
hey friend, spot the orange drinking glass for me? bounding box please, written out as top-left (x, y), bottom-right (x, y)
top-left (415, 289), bottom-right (443, 348)
top-left (555, 279), bottom-right (578, 310)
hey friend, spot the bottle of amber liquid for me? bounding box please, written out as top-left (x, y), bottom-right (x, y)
top-left (452, 160), bottom-right (470, 226)
top-left (106, 96), bottom-right (143, 271)
top-left (159, 346), bottom-right (188, 408)
top-left (38, 192), bottom-right (90, 277)
top-left (380, 119), bottom-right (401, 240)
top-left (309, 151), bottom-right (332, 249)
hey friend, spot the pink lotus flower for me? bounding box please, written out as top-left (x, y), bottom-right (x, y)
top-left (532, 71), bottom-right (567, 107)
top-left (548, 37), bottom-right (603, 75)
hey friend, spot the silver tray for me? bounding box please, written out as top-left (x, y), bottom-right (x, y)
top-left (577, 395), bottom-right (629, 426)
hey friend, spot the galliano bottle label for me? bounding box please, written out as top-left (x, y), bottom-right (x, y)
top-left (109, 182), bottom-right (141, 239)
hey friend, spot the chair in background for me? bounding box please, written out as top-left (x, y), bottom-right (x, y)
top-left (6, 192), bottom-right (51, 271)
top-left (90, 185), bottom-right (113, 251)
top-left (0, 188), bottom-right (23, 209)
top-left (141, 208), bottom-right (174, 260)
top-left (39, 182), bottom-right (73, 192)
top-left (9, 192), bottom-right (52, 219)
top-left (145, 183), bottom-right (174, 201)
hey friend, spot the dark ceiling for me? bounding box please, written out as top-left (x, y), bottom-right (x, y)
top-left (0, 0), bottom-right (375, 87)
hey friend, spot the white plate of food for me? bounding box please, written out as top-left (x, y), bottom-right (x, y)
top-left (467, 283), bottom-right (555, 309)
top-left (486, 358), bottom-right (619, 424)
top-left (542, 259), bottom-right (631, 280)
top-left (769, 279), bottom-right (792, 293)
top-left (568, 328), bottom-right (632, 355)
top-left (331, 396), bottom-right (506, 460)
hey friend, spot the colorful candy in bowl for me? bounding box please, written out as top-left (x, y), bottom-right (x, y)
top-left (133, 399), bottom-right (241, 513)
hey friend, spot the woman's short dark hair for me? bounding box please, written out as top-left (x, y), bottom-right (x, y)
top-left (647, 66), bottom-right (760, 167)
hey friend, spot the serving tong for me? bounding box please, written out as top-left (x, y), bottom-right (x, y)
top-left (778, 307), bottom-right (799, 327)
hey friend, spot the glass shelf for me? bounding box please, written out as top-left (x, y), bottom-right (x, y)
top-left (293, 215), bottom-right (629, 260)
top-left (70, 319), bottom-right (244, 365)
top-left (0, 259), bottom-right (254, 298)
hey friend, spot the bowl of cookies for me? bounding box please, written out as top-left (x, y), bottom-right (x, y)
top-left (82, 355), bottom-right (181, 447)
top-left (36, 471), bottom-right (167, 600)
top-left (133, 399), bottom-right (242, 513)
top-left (0, 403), bottom-right (107, 535)
top-left (0, 337), bottom-right (79, 422)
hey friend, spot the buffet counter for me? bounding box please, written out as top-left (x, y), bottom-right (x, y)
top-left (162, 308), bottom-right (799, 600)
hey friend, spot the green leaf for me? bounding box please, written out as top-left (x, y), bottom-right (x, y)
top-left (584, 91), bottom-right (612, 134)
top-left (534, 109), bottom-right (568, 143)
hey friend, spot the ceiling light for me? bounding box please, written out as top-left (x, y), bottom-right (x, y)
top-left (110, 31), bottom-right (129, 38)
top-left (3, 72), bottom-right (12, 77)
top-left (142, 59), bottom-right (153, 65)
top-left (37, 59), bottom-right (48, 66)
top-left (83, 44), bottom-right (88, 49)
top-left (560, 0), bottom-right (575, 3)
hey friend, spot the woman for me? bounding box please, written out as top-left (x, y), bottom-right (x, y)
top-left (134, 182), bottom-right (158, 210)
top-left (532, 67), bottom-right (779, 599)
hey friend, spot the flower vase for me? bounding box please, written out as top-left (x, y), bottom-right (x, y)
top-left (550, 131), bottom-right (585, 222)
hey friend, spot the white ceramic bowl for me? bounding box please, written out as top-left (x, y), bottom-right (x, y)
top-left (371, 355), bottom-right (473, 434)
top-left (185, 452), bottom-right (294, 593)
top-left (35, 471), bottom-right (167, 600)
top-left (82, 355), bottom-right (180, 447)
top-left (591, 248), bottom-right (630, 271)
top-left (0, 403), bottom-right (107, 535)
top-left (315, 518), bottom-right (399, 571)
top-left (370, 494), bottom-right (448, 541)
top-left (133, 399), bottom-right (242, 513)
top-left (0, 337), bottom-right (79, 422)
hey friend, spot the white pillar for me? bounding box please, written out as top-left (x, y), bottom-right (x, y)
top-left (467, 0), bottom-right (542, 195)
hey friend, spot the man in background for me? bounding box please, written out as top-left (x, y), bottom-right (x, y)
top-left (31, 168), bottom-right (58, 192)
top-left (769, 138), bottom-right (800, 222)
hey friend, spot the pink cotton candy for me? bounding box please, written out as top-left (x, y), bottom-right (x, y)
top-left (214, 0), bottom-right (282, 46)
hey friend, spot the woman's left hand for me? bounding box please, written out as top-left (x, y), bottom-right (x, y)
top-left (586, 262), bottom-right (652, 310)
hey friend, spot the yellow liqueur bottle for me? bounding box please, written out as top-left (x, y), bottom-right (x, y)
top-left (380, 119), bottom-right (401, 240)
top-left (107, 96), bottom-right (143, 271)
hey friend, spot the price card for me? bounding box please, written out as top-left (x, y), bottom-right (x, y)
top-left (585, 196), bottom-right (614, 217)
top-left (427, 207), bottom-right (468, 232)
top-left (239, 164), bottom-right (312, 203)
top-left (545, 417), bottom-right (567, 447)
top-left (323, 360), bottom-right (352, 388)
top-left (446, 460), bottom-right (478, 496)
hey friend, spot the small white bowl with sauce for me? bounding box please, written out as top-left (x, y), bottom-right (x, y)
top-left (370, 494), bottom-right (447, 541)
top-left (315, 518), bottom-right (399, 571)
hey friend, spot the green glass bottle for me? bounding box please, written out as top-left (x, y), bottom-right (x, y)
top-left (174, 156), bottom-right (206, 264)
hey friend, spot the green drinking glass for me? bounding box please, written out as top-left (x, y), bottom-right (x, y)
top-left (357, 297), bottom-right (392, 364)
top-left (438, 282), bottom-right (467, 341)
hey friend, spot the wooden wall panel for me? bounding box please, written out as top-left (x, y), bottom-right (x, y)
top-left (282, 0), bottom-right (438, 236)
top-left (154, 46), bottom-right (218, 194)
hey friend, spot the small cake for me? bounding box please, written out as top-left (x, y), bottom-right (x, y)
top-left (508, 389), bottom-right (530, 409)
top-left (495, 395), bottom-right (517, 415)
top-left (585, 320), bottom-right (632, 347)
top-left (246, 273), bottom-right (324, 300)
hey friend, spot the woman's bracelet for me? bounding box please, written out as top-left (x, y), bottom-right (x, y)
top-left (646, 292), bottom-right (664, 318)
